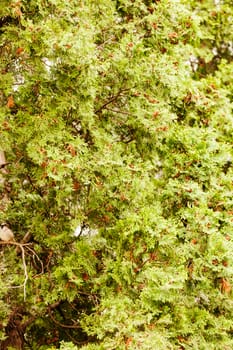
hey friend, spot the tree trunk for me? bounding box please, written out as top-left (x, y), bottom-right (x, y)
top-left (0, 321), bottom-right (25, 350)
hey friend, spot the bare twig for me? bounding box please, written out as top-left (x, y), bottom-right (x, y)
top-left (15, 244), bottom-right (28, 301)
top-left (0, 241), bottom-right (42, 301)
top-left (25, 245), bottom-right (44, 275)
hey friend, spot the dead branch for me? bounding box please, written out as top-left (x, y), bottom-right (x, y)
top-left (0, 241), bottom-right (43, 300)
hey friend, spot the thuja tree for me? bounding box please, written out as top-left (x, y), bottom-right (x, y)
top-left (0, 0), bottom-right (233, 349)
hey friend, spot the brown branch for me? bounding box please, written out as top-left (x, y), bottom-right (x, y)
top-left (0, 241), bottom-right (32, 247)
top-left (63, 328), bottom-right (88, 345)
top-left (94, 87), bottom-right (131, 114)
top-left (25, 245), bottom-right (44, 275)
top-left (48, 301), bottom-right (61, 310)
top-left (47, 306), bottom-right (82, 329)
top-left (22, 315), bottom-right (37, 329)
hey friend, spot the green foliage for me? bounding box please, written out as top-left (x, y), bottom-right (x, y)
top-left (0, 0), bottom-right (232, 349)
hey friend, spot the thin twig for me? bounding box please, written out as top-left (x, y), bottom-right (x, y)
top-left (25, 245), bottom-right (44, 275)
top-left (0, 241), bottom-right (34, 301)
top-left (94, 87), bottom-right (131, 114)
top-left (18, 244), bottom-right (28, 301)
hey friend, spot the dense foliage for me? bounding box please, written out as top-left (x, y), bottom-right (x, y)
top-left (0, 0), bottom-right (233, 349)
